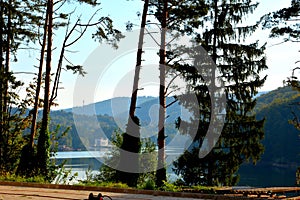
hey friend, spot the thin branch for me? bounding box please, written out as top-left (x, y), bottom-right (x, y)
top-left (38, 26), bottom-right (43, 46)
top-left (166, 54), bottom-right (188, 65)
top-left (145, 28), bottom-right (160, 46)
top-left (285, 19), bottom-right (300, 22)
top-left (54, 0), bottom-right (67, 12)
top-left (166, 98), bottom-right (178, 108)
top-left (64, 9), bottom-right (77, 38)
top-left (289, 39), bottom-right (300, 43)
top-left (292, 67), bottom-right (300, 76)
top-left (166, 34), bottom-right (179, 47)
top-left (63, 55), bottom-right (75, 67)
top-left (65, 49), bottom-right (79, 53)
top-left (166, 87), bottom-right (181, 97)
top-left (66, 10), bottom-right (102, 47)
top-left (268, 40), bottom-right (289, 47)
top-left (165, 72), bottom-right (182, 95)
top-left (63, 18), bottom-right (81, 47)
top-left (13, 72), bottom-right (36, 75)
top-left (77, 21), bottom-right (107, 27)
top-left (18, 47), bottom-right (41, 51)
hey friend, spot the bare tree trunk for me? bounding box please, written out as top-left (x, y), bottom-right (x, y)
top-left (37, 0), bottom-right (53, 176)
top-left (30, 3), bottom-right (49, 148)
top-left (128, 0), bottom-right (149, 119)
top-left (118, 0), bottom-right (149, 187)
top-left (156, 0), bottom-right (168, 187)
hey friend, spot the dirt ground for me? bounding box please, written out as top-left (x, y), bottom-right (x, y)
top-left (0, 185), bottom-right (210, 200)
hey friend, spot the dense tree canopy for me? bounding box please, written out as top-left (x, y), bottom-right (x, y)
top-left (0, 0), bottom-right (122, 178)
top-left (0, 0), bottom-right (42, 174)
top-left (173, 0), bottom-right (267, 186)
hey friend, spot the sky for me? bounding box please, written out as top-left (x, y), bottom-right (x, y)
top-left (12, 0), bottom-right (299, 109)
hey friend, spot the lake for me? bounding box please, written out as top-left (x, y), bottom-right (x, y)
top-left (53, 147), bottom-right (183, 184)
top-left (53, 149), bottom-right (298, 186)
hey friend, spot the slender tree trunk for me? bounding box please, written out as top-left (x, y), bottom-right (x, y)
top-left (4, 0), bottom-right (11, 115)
top-left (0, 0), bottom-right (4, 164)
top-left (129, 0), bottom-right (149, 119)
top-left (50, 36), bottom-right (66, 105)
top-left (30, 3), bottom-right (49, 148)
top-left (0, 0), bottom-right (3, 67)
top-left (37, 0), bottom-right (53, 176)
top-left (207, 0), bottom-right (218, 186)
top-left (212, 0), bottom-right (218, 63)
top-left (1, 0), bottom-right (12, 167)
top-left (0, 0), bottom-right (12, 168)
top-left (156, 0), bottom-right (168, 187)
top-left (118, 0), bottom-right (149, 187)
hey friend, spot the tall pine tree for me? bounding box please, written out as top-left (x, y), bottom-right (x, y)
top-left (147, 0), bottom-right (208, 187)
top-left (0, 0), bottom-right (41, 173)
top-left (38, 1), bottom-right (121, 179)
top-left (173, 0), bottom-right (267, 186)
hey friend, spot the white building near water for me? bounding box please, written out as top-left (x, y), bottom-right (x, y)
top-left (94, 138), bottom-right (109, 147)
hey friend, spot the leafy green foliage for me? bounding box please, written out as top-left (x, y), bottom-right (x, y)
top-left (0, 0), bottom-right (43, 175)
top-left (149, 0), bottom-right (208, 34)
top-left (261, 0), bottom-right (300, 41)
top-left (95, 130), bottom-right (123, 183)
top-left (0, 72), bottom-right (31, 174)
top-left (159, 181), bottom-right (179, 192)
top-left (285, 68), bottom-right (300, 129)
top-left (95, 129), bottom-right (157, 188)
top-left (92, 16), bottom-right (124, 49)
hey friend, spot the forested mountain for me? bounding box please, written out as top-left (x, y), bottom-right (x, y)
top-left (50, 96), bottom-right (186, 151)
top-left (254, 87), bottom-right (299, 113)
top-left (49, 111), bottom-right (118, 151)
top-left (64, 96), bottom-right (186, 124)
top-left (238, 86), bottom-right (300, 187)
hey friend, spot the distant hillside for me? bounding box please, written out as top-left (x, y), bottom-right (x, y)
top-left (64, 96), bottom-right (190, 124)
top-left (254, 91), bottom-right (269, 99)
top-left (49, 111), bottom-right (118, 151)
top-left (65, 96), bottom-right (158, 116)
top-left (238, 86), bottom-right (300, 187)
top-left (254, 87), bottom-right (299, 113)
top-left (50, 96), bottom-right (189, 151)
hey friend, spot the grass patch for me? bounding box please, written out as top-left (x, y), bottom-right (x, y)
top-left (0, 174), bottom-right (47, 183)
top-left (76, 181), bottom-right (129, 188)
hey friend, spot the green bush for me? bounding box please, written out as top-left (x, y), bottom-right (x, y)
top-left (138, 179), bottom-right (156, 190)
top-left (159, 181), bottom-right (179, 192)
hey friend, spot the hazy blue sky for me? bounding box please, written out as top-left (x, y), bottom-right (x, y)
top-left (12, 0), bottom-right (298, 109)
